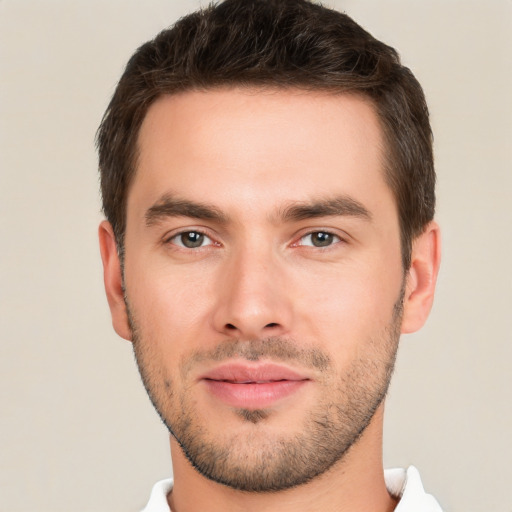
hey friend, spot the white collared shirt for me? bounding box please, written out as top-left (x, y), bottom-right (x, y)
top-left (141, 466), bottom-right (443, 512)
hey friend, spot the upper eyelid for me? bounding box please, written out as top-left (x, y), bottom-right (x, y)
top-left (294, 232), bottom-right (343, 248)
top-left (301, 231), bottom-right (340, 239)
top-left (293, 227), bottom-right (349, 242)
top-left (163, 226), bottom-right (215, 242)
top-left (164, 230), bottom-right (219, 251)
top-left (161, 227), bottom-right (349, 247)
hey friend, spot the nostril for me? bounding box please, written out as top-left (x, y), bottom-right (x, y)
top-left (224, 322), bottom-right (279, 331)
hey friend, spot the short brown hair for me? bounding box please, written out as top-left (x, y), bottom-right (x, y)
top-left (97, 0), bottom-right (435, 268)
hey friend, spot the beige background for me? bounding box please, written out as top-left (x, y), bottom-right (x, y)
top-left (1, 1), bottom-right (511, 511)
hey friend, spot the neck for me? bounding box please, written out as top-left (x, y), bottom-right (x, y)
top-left (167, 405), bottom-right (398, 512)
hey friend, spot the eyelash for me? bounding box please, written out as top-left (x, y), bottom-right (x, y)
top-left (295, 231), bottom-right (343, 248)
top-left (164, 228), bottom-right (346, 251)
top-left (165, 229), bottom-right (217, 250)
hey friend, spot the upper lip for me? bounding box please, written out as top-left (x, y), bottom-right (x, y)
top-left (199, 362), bottom-right (310, 383)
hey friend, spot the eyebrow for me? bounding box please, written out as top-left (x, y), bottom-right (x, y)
top-left (145, 195), bottom-right (229, 226)
top-left (279, 196), bottom-right (372, 223)
top-left (145, 193), bottom-right (372, 227)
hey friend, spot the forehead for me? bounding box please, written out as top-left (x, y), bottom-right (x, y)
top-left (130, 87), bottom-right (391, 218)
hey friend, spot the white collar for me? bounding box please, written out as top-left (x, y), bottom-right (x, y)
top-left (141, 466), bottom-right (442, 512)
top-left (385, 466), bottom-right (443, 511)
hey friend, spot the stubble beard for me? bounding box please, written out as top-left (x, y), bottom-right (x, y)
top-left (127, 294), bottom-right (403, 493)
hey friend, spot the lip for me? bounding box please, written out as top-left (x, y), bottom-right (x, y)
top-left (199, 363), bottom-right (310, 409)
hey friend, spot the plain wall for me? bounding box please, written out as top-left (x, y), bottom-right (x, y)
top-left (1, 1), bottom-right (511, 511)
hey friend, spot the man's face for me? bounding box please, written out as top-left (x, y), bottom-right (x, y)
top-left (122, 89), bottom-right (405, 491)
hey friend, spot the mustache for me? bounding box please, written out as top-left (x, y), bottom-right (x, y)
top-left (180, 337), bottom-right (331, 375)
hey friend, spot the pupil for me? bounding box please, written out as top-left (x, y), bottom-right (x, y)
top-left (312, 232), bottom-right (332, 247)
top-left (182, 232), bottom-right (204, 248)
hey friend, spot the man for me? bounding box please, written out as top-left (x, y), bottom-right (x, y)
top-left (97, 0), bottom-right (442, 510)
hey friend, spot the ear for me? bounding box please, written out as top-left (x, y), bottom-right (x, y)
top-left (401, 221), bottom-right (441, 334)
top-left (98, 221), bottom-right (132, 341)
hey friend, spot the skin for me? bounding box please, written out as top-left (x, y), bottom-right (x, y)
top-left (99, 88), bottom-right (441, 512)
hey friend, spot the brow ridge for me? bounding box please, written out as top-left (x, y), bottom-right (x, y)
top-left (279, 196), bottom-right (372, 222)
top-left (145, 195), bottom-right (228, 226)
top-left (145, 194), bottom-right (371, 227)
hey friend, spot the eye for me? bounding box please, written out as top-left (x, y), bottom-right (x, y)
top-left (169, 231), bottom-right (214, 249)
top-left (298, 231), bottom-right (341, 248)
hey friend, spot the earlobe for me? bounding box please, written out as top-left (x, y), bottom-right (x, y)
top-left (401, 221), bottom-right (441, 334)
top-left (98, 221), bottom-right (132, 341)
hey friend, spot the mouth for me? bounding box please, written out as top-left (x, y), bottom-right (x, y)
top-left (199, 362), bottom-right (311, 409)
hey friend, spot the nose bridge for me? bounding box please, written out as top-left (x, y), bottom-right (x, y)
top-left (213, 237), bottom-right (291, 338)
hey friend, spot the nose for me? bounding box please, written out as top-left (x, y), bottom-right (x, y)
top-left (212, 245), bottom-right (293, 340)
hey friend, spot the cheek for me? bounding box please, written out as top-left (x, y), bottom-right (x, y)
top-left (294, 257), bottom-right (403, 345)
top-left (124, 258), bottom-right (216, 351)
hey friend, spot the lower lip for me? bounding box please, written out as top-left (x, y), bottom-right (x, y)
top-left (203, 379), bottom-right (308, 409)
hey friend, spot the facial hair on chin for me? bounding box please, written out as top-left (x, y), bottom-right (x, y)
top-left (127, 290), bottom-right (404, 493)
